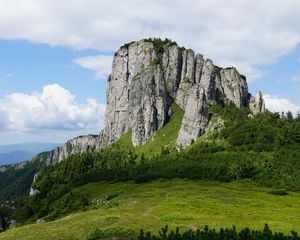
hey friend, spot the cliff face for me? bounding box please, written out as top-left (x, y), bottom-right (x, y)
top-left (45, 135), bottom-right (103, 166)
top-left (46, 39), bottom-right (265, 164)
top-left (103, 40), bottom-right (250, 148)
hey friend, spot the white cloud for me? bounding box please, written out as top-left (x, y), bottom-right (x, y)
top-left (264, 95), bottom-right (300, 116)
top-left (1, 0), bottom-right (300, 82)
top-left (74, 55), bottom-right (113, 79)
top-left (0, 84), bottom-right (105, 132)
top-left (0, 112), bottom-right (9, 130)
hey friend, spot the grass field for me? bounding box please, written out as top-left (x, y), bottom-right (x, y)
top-left (1, 179), bottom-right (300, 240)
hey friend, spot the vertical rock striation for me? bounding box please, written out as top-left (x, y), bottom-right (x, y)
top-left (45, 38), bottom-right (264, 164)
top-left (103, 40), bottom-right (171, 146)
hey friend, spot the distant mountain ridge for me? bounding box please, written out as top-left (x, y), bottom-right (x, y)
top-left (0, 151), bottom-right (33, 166)
top-left (0, 142), bottom-right (60, 166)
top-left (0, 142), bottom-right (61, 154)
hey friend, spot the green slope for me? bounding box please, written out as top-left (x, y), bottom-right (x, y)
top-left (2, 102), bottom-right (300, 239)
top-left (111, 102), bottom-right (184, 157)
top-left (135, 103), bottom-right (184, 157)
top-left (0, 152), bottom-right (48, 202)
top-left (1, 179), bottom-right (300, 240)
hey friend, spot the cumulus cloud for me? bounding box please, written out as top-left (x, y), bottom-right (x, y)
top-left (0, 84), bottom-right (105, 132)
top-left (1, 0), bottom-right (300, 82)
top-left (74, 55), bottom-right (113, 79)
top-left (264, 95), bottom-right (300, 116)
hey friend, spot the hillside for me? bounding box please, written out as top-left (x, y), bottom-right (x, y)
top-left (0, 152), bottom-right (49, 202)
top-left (0, 38), bottom-right (299, 239)
top-left (1, 179), bottom-right (300, 240)
top-left (0, 103), bottom-right (298, 234)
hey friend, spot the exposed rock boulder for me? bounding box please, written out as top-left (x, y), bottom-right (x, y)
top-left (249, 91), bottom-right (266, 115)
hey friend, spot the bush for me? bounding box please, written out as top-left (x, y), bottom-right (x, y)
top-left (268, 189), bottom-right (288, 196)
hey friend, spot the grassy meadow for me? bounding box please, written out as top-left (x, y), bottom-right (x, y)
top-left (1, 179), bottom-right (300, 240)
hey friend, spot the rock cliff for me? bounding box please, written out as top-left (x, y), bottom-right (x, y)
top-left (249, 91), bottom-right (265, 115)
top-left (45, 135), bottom-right (103, 166)
top-left (46, 38), bottom-right (265, 164)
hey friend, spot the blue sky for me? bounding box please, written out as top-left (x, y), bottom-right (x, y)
top-left (252, 44), bottom-right (300, 104)
top-left (1, 39), bottom-right (299, 105)
top-left (0, 0), bottom-right (300, 145)
top-left (0, 40), bottom-right (109, 104)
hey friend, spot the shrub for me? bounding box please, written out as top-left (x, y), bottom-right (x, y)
top-left (268, 189), bottom-right (288, 196)
top-left (138, 225), bottom-right (298, 240)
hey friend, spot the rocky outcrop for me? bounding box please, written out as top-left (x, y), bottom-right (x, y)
top-left (45, 135), bottom-right (105, 165)
top-left (103, 40), bottom-right (172, 146)
top-left (249, 91), bottom-right (265, 115)
top-left (45, 38), bottom-right (263, 163)
top-left (103, 40), bottom-right (249, 149)
top-left (176, 86), bottom-right (209, 147)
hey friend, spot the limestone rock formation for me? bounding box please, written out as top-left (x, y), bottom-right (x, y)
top-left (176, 86), bottom-right (209, 147)
top-left (45, 38), bottom-right (264, 164)
top-left (45, 135), bottom-right (104, 165)
top-left (249, 91), bottom-right (266, 115)
top-left (103, 40), bottom-right (171, 146)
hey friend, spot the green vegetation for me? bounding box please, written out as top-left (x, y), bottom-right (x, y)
top-left (0, 151), bottom-right (48, 202)
top-left (4, 102), bottom-right (299, 225)
top-left (146, 38), bottom-right (178, 65)
top-left (2, 179), bottom-right (300, 239)
top-left (135, 102), bottom-right (184, 157)
top-left (138, 224), bottom-right (299, 240)
top-left (1, 101), bottom-right (300, 239)
top-left (88, 226), bottom-right (135, 240)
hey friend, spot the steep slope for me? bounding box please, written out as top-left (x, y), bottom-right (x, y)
top-left (0, 152), bottom-right (49, 202)
top-left (102, 39), bottom-right (250, 148)
top-left (46, 38), bottom-right (265, 165)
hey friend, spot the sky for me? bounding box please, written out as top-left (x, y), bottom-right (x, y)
top-left (0, 0), bottom-right (300, 145)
